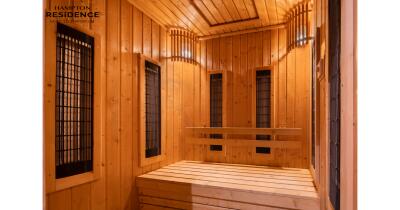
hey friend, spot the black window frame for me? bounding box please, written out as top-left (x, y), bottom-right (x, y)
top-left (55, 23), bottom-right (94, 179)
top-left (209, 73), bottom-right (223, 151)
top-left (144, 60), bottom-right (162, 158)
top-left (255, 70), bottom-right (272, 154)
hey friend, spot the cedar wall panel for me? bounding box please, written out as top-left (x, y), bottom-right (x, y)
top-left (183, 29), bottom-right (311, 168)
top-left (44, 0), bottom-right (182, 209)
top-left (45, 1), bottom-right (311, 209)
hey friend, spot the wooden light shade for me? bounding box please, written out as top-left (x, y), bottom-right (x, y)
top-left (287, 1), bottom-right (312, 51)
top-left (170, 27), bottom-right (198, 64)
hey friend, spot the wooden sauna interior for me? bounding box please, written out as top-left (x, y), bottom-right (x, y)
top-left (44, 0), bottom-right (357, 209)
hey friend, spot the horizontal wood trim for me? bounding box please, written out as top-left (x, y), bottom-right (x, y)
top-left (140, 203), bottom-right (175, 210)
top-left (198, 23), bottom-right (286, 40)
top-left (128, 0), bottom-right (299, 36)
top-left (54, 172), bottom-right (97, 192)
top-left (255, 65), bottom-right (275, 71)
top-left (207, 69), bottom-right (224, 74)
top-left (164, 166), bottom-right (313, 182)
top-left (186, 127), bottom-right (302, 135)
top-left (208, 18), bottom-right (261, 32)
top-left (137, 161), bottom-right (320, 209)
top-left (139, 188), bottom-right (286, 210)
top-left (140, 154), bottom-right (166, 167)
top-left (186, 137), bottom-right (301, 149)
top-left (137, 177), bottom-right (319, 208)
top-left (150, 168), bottom-right (314, 188)
top-left (140, 196), bottom-right (230, 210)
top-left (140, 162), bottom-right (316, 197)
top-left (138, 171), bottom-right (317, 194)
top-left (143, 171), bottom-right (315, 192)
top-left (175, 161), bottom-right (312, 176)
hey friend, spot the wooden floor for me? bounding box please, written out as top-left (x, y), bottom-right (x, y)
top-left (137, 161), bottom-right (320, 210)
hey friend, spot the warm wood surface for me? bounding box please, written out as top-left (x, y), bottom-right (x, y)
top-left (138, 54), bottom-right (167, 167)
top-left (314, 1), bottom-right (328, 210)
top-left (45, 1), bottom-right (315, 210)
top-left (186, 127), bottom-right (302, 135)
top-left (137, 161), bottom-right (320, 210)
top-left (45, 0), bottom-right (185, 210)
top-left (186, 137), bottom-right (301, 149)
top-left (184, 29), bottom-right (312, 168)
top-left (127, 0), bottom-right (300, 36)
top-left (340, 0), bottom-right (357, 209)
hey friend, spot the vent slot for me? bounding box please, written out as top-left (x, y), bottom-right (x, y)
top-left (210, 145), bottom-right (223, 151)
top-left (256, 147), bottom-right (271, 154)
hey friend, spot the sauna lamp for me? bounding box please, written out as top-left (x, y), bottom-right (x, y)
top-left (286, 1), bottom-right (312, 51)
top-left (170, 27), bottom-right (198, 64)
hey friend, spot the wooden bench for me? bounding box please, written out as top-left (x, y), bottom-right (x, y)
top-left (137, 161), bottom-right (320, 210)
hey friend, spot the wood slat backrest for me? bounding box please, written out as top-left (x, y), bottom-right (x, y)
top-left (185, 127), bottom-right (302, 135)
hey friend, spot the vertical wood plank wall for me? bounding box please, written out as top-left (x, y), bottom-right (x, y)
top-left (45, 1), bottom-right (312, 209)
top-left (315, 0), bottom-right (330, 209)
top-left (183, 30), bottom-right (312, 169)
top-left (44, 0), bottom-right (184, 209)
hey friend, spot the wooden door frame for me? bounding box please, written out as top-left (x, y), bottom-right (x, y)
top-left (317, 0), bottom-right (357, 209)
top-left (44, 22), bottom-right (104, 194)
top-left (138, 54), bottom-right (166, 167)
top-left (325, 0), bottom-right (357, 209)
top-left (339, 0), bottom-right (357, 209)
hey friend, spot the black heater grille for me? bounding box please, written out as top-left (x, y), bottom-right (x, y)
top-left (312, 41), bottom-right (317, 168)
top-left (55, 23), bottom-right (94, 179)
top-left (256, 70), bottom-right (272, 141)
top-left (145, 61), bottom-right (161, 158)
top-left (329, 59), bottom-right (341, 210)
top-left (210, 73), bottom-right (223, 149)
top-left (329, 0), bottom-right (341, 208)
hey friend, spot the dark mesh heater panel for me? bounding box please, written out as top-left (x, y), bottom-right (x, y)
top-left (210, 73), bottom-right (223, 150)
top-left (55, 23), bottom-right (94, 179)
top-left (145, 61), bottom-right (161, 158)
top-left (329, 0), bottom-right (341, 208)
top-left (256, 70), bottom-right (271, 141)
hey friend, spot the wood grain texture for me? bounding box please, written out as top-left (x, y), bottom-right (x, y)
top-left (105, 0), bottom-right (122, 209)
top-left (340, 0), bottom-right (357, 209)
top-left (45, 0), bottom-right (316, 209)
top-left (128, 0), bottom-right (298, 36)
top-left (186, 127), bottom-right (302, 135)
top-left (45, 0), bottom-right (184, 209)
top-left (184, 29), bottom-right (312, 168)
top-left (71, 184), bottom-right (91, 210)
top-left (137, 161), bottom-right (320, 210)
top-left (47, 189), bottom-right (71, 210)
top-left (120, 1), bottom-right (133, 209)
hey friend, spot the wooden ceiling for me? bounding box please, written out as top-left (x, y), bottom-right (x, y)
top-left (128, 0), bottom-right (302, 37)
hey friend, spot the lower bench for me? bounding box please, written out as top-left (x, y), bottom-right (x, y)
top-left (137, 161), bottom-right (320, 210)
